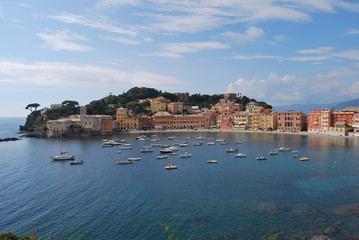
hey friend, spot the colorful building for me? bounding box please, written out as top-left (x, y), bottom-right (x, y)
top-left (115, 107), bottom-right (139, 130)
top-left (277, 110), bottom-right (307, 132)
top-left (167, 102), bottom-right (184, 114)
top-left (258, 109), bottom-right (277, 131)
top-left (138, 116), bottom-right (154, 130)
top-left (173, 114), bottom-right (205, 129)
top-left (153, 111), bottom-right (173, 129)
top-left (150, 97), bottom-right (171, 113)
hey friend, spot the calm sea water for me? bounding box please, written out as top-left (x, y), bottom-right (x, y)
top-left (1, 117), bottom-right (359, 239)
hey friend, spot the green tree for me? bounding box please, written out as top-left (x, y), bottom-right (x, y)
top-left (25, 103), bottom-right (40, 112)
top-left (62, 100), bottom-right (79, 107)
top-left (160, 92), bottom-right (178, 102)
top-left (257, 101), bottom-right (272, 109)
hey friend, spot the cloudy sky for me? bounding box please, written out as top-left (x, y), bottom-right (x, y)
top-left (1, 0), bottom-right (359, 117)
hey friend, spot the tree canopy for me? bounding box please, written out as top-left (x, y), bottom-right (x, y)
top-left (25, 103), bottom-right (40, 112)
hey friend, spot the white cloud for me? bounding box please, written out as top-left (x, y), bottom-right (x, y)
top-left (225, 68), bottom-right (359, 106)
top-left (49, 13), bottom-right (137, 36)
top-left (105, 36), bottom-right (140, 45)
top-left (37, 30), bottom-right (93, 51)
top-left (145, 41), bottom-right (229, 58)
top-left (287, 55), bottom-right (330, 61)
top-left (0, 61), bottom-right (185, 89)
top-left (232, 55), bottom-right (282, 60)
top-left (345, 29), bottom-right (359, 35)
top-left (296, 46), bottom-right (334, 55)
top-left (220, 27), bottom-right (264, 44)
top-left (333, 50), bottom-right (359, 60)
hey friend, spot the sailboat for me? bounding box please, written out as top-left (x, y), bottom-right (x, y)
top-left (51, 131), bottom-right (75, 160)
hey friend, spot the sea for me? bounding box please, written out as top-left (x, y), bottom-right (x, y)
top-left (1, 117), bottom-right (359, 240)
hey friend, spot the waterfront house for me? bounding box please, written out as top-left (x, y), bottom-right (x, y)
top-left (114, 107), bottom-right (139, 130)
top-left (277, 110), bottom-right (307, 132)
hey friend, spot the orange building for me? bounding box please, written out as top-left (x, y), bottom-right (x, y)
top-left (173, 114), bottom-right (205, 129)
top-left (138, 116), bottom-right (154, 130)
top-left (258, 109), bottom-right (277, 131)
top-left (153, 111), bottom-right (173, 129)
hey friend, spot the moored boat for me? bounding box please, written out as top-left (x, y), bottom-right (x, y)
top-left (70, 160), bottom-right (84, 165)
top-left (180, 152), bottom-right (192, 158)
top-left (117, 160), bottom-right (133, 164)
top-left (165, 164), bottom-right (178, 169)
top-left (226, 148), bottom-right (238, 153)
top-left (128, 157), bottom-right (141, 161)
top-left (300, 157), bottom-right (310, 161)
top-left (207, 142), bottom-right (216, 145)
top-left (257, 156), bottom-right (267, 160)
top-left (156, 155), bottom-right (168, 159)
top-left (235, 153), bottom-right (246, 158)
top-left (207, 160), bottom-right (217, 163)
top-left (160, 148), bottom-right (173, 154)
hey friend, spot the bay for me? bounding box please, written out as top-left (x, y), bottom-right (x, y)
top-left (1, 118), bottom-right (359, 239)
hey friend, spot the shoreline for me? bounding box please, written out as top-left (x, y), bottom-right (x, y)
top-left (117, 128), bottom-right (359, 139)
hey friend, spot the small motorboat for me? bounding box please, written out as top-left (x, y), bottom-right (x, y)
top-left (128, 157), bottom-right (141, 161)
top-left (117, 160), bottom-right (133, 164)
top-left (207, 160), bottom-right (217, 163)
top-left (140, 148), bottom-right (153, 153)
top-left (120, 146), bottom-right (132, 150)
top-left (278, 147), bottom-right (290, 152)
top-left (269, 150), bottom-right (279, 155)
top-left (235, 153), bottom-right (246, 158)
top-left (257, 156), bottom-right (267, 160)
top-left (226, 148), bottom-right (238, 153)
top-left (193, 142), bottom-right (203, 146)
top-left (160, 148), bottom-right (173, 154)
top-left (157, 155), bottom-right (168, 159)
top-left (216, 139), bottom-right (225, 142)
top-left (220, 141), bottom-right (228, 145)
top-left (300, 157), bottom-right (310, 161)
top-left (180, 152), bottom-right (192, 158)
top-left (165, 164), bottom-right (178, 169)
top-left (70, 160), bottom-right (84, 165)
top-left (207, 142), bottom-right (216, 145)
top-left (179, 143), bottom-right (189, 147)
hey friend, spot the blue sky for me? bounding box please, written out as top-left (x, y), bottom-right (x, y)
top-left (1, 0), bottom-right (359, 117)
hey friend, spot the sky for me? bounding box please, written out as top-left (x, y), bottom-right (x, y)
top-left (1, 0), bottom-right (359, 117)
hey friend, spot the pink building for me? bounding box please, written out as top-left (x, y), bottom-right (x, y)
top-left (202, 111), bottom-right (219, 129)
top-left (220, 109), bottom-right (233, 129)
top-left (277, 110), bottom-right (307, 132)
top-left (167, 102), bottom-right (184, 114)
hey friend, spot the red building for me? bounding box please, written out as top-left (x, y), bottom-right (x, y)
top-left (332, 110), bottom-right (355, 126)
top-left (203, 111), bottom-right (219, 129)
top-left (307, 109), bottom-right (322, 133)
top-left (277, 110), bottom-right (307, 132)
top-left (220, 110), bottom-right (233, 129)
top-left (138, 116), bottom-right (154, 130)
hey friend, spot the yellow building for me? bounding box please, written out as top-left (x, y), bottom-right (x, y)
top-left (150, 97), bottom-right (171, 113)
top-left (230, 112), bottom-right (250, 130)
top-left (258, 109), bottom-right (277, 130)
top-left (115, 107), bottom-right (139, 130)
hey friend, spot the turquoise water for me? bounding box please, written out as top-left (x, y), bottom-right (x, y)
top-left (1, 118), bottom-right (359, 239)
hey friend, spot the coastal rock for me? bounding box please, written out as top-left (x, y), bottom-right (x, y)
top-left (258, 202), bottom-right (282, 212)
top-left (324, 226), bottom-right (337, 235)
top-left (310, 235), bottom-right (331, 240)
top-left (334, 203), bottom-right (359, 216)
top-left (0, 137), bottom-right (21, 142)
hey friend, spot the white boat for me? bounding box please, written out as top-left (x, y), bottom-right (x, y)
top-left (165, 164), bottom-right (178, 169)
top-left (170, 153), bottom-right (177, 155)
top-left (161, 144), bottom-right (170, 148)
top-left (257, 156), bottom-right (267, 160)
top-left (216, 139), bottom-right (225, 142)
top-left (70, 160), bottom-right (84, 165)
top-left (116, 150), bottom-right (121, 154)
top-left (300, 157), bottom-right (310, 161)
top-left (117, 160), bottom-right (133, 164)
top-left (156, 155), bottom-right (168, 159)
top-left (160, 148), bottom-right (173, 154)
top-left (193, 142), bottom-right (203, 146)
top-left (226, 148), bottom-right (238, 153)
top-left (196, 136), bottom-right (205, 140)
top-left (102, 142), bottom-right (113, 147)
top-left (269, 150), bottom-right (279, 155)
top-left (235, 140), bottom-right (242, 144)
top-left (235, 153), bottom-right (246, 158)
top-left (124, 143), bottom-right (132, 147)
top-left (179, 143), bottom-right (189, 147)
top-left (128, 157), bottom-right (141, 161)
top-left (120, 146), bottom-right (132, 150)
top-left (278, 147), bottom-right (290, 152)
top-left (169, 147), bottom-right (178, 151)
top-left (141, 148), bottom-right (153, 153)
top-left (51, 132), bottom-right (75, 161)
top-left (151, 143), bottom-right (161, 147)
top-left (220, 141), bottom-right (228, 145)
top-left (207, 142), bottom-right (216, 145)
top-left (292, 150), bottom-right (298, 153)
top-left (207, 160), bottom-right (217, 163)
top-left (180, 152), bottom-right (192, 158)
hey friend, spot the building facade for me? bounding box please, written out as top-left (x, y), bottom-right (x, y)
top-left (277, 110), bottom-right (307, 132)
